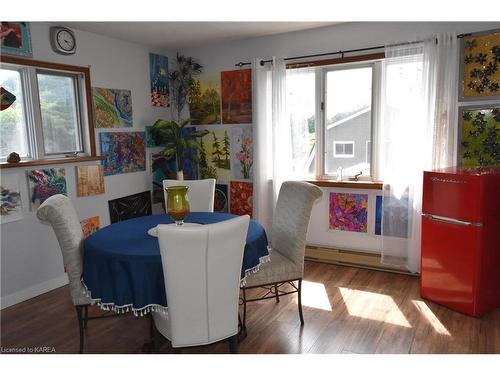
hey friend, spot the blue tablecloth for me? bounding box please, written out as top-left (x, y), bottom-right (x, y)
top-left (82, 212), bottom-right (269, 315)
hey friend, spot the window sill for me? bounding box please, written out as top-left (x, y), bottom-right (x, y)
top-left (0, 156), bottom-right (105, 169)
top-left (305, 179), bottom-right (383, 190)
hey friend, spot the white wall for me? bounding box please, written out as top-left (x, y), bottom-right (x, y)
top-left (0, 22), bottom-right (172, 308)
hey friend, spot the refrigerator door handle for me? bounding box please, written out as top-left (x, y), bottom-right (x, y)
top-left (422, 213), bottom-right (483, 227)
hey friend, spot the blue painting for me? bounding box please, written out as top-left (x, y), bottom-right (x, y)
top-left (375, 195), bottom-right (382, 235)
top-left (0, 22), bottom-right (32, 57)
top-left (99, 132), bottom-right (146, 176)
top-left (149, 53), bottom-right (169, 107)
top-left (145, 125), bottom-right (165, 148)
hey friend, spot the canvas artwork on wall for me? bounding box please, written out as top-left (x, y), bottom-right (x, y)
top-left (99, 132), bottom-right (146, 176)
top-left (460, 29), bottom-right (500, 100)
top-left (199, 130), bottom-right (231, 181)
top-left (329, 192), bottom-right (368, 233)
top-left (149, 53), bottom-right (169, 107)
top-left (214, 183), bottom-right (229, 213)
top-left (189, 74), bottom-right (221, 125)
top-left (108, 191), bottom-right (152, 224)
top-left (221, 69), bottom-right (252, 124)
top-left (375, 195), bottom-right (383, 235)
top-left (81, 216), bottom-right (100, 239)
top-left (76, 165), bottom-right (105, 196)
top-left (93, 87), bottom-right (133, 128)
top-left (145, 126), bottom-right (165, 148)
top-left (458, 106), bottom-right (500, 167)
top-left (27, 168), bottom-right (67, 210)
top-left (230, 181), bottom-right (253, 217)
top-left (231, 127), bottom-right (253, 180)
top-left (151, 152), bottom-right (176, 204)
top-left (0, 175), bottom-right (23, 224)
top-left (0, 22), bottom-right (32, 57)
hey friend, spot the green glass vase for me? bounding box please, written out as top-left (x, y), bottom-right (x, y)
top-left (165, 185), bottom-right (190, 225)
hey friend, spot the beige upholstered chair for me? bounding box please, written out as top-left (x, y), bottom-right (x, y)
top-left (240, 181), bottom-right (322, 333)
top-left (163, 178), bottom-right (216, 213)
top-left (152, 215), bottom-right (250, 353)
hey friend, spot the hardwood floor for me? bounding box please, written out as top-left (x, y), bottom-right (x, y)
top-left (1, 261), bottom-right (498, 354)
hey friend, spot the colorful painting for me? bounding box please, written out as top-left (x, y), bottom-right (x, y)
top-left (460, 29), bottom-right (500, 100)
top-left (76, 165), bottom-right (105, 196)
top-left (221, 69), bottom-right (252, 124)
top-left (329, 192), bottom-right (368, 233)
top-left (27, 168), bottom-right (67, 210)
top-left (189, 74), bottom-right (221, 125)
top-left (230, 181), bottom-right (253, 217)
top-left (145, 126), bottom-right (165, 147)
top-left (199, 129), bottom-right (231, 181)
top-left (0, 22), bottom-right (32, 57)
top-left (214, 183), bottom-right (229, 213)
top-left (149, 53), bottom-right (170, 107)
top-left (80, 216), bottom-right (100, 239)
top-left (99, 132), bottom-right (146, 176)
top-left (93, 87), bottom-right (133, 128)
top-left (0, 175), bottom-right (23, 224)
top-left (375, 195), bottom-right (382, 236)
top-left (1, 87), bottom-right (16, 111)
top-left (459, 106), bottom-right (500, 167)
top-left (231, 127), bottom-right (253, 180)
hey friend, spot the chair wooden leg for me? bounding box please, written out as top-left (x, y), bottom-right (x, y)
top-left (274, 284), bottom-right (280, 303)
top-left (75, 306), bottom-right (85, 353)
top-left (297, 279), bottom-right (304, 326)
top-left (228, 334), bottom-right (239, 354)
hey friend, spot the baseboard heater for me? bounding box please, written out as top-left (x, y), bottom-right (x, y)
top-left (305, 244), bottom-right (416, 276)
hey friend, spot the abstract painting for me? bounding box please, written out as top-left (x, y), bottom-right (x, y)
top-left (145, 126), bottom-right (165, 148)
top-left (149, 53), bottom-right (170, 107)
top-left (230, 181), bottom-right (253, 217)
top-left (0, 175), bottom-right (23, 224)
top-left (99, 132), bottom-right (146, 176)
top-left (80, 216), bottom-right (100, 239)
top-left (27, 168), bottom-right (67, 210)
top-left (460, 29), bottom-right (500, 100)
top-left (151, 152), bottom-right (176, 204)
top-left (329, 192), bottom-right (367, 233)
top-left (231, 127), bottom-right (253, 180)
top-left (189, 74), bottom-right (221, 125)
top-left (108, 191), bottom-right (152, 224)
top-left (214, 183), bottom-right (229, 213)
top-left (76, 165), bottom-right (105, 196)
top-left (458, 106), bottom-right (500, 167)
top-left (199, 130), bottom-right (231, 181)
top-left (375, 195), bottom-right (382, 236)
top-left (0, 22), bottom-right (32, 57)
top-left (93, 87), bottom-right (133, 128)
top-left (221, 69), bottom-right (252, 124)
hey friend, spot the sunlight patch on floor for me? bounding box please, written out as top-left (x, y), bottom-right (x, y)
top-left (412, 300), bottom-right (451, 336)
top-left (338, 287), bottom-right (411, 327)
top-left (301, 280), bottom-right (332, 311)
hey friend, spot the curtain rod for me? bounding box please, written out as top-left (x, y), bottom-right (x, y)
top-left (234, 33), bottom-right (471, 68)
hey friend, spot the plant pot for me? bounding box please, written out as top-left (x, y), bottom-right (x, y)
top-left (176, 170), bottom-right (184, 181)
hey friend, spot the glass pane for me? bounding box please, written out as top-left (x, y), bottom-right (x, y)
top-left (286, 68), bottom-right (316, 176)
top-left (37, 73), bottom-right (81, 154)
top-left (335, 143), bottom-right (343, 155)
top-left (0, 68), bottom-right (29, 158)
top-left (325, 66), bottom-right (372, 177)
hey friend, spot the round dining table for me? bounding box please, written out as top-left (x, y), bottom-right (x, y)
top-left (82, 212), bottom-right (269, 316)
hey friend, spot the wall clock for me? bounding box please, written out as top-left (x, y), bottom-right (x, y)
top-left (50, 26), bottom-right (76, 55)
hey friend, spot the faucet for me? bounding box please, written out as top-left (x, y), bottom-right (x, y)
top-left (353, 171), bottom-right (362, 181)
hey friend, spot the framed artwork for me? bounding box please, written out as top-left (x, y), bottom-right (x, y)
top-left (231, 127), bottom-right (253, 180)
top-left (93, 87), bottom-right (133, 128)
top-left (189, 74), bottom-right (221, 125)
top-left (459, 29), bottom-right (500, 101)
top-left (151, 152), bottom-right (176, 204)
top-left (80, 216), bottom-right (100, 239)
top-left (145, 126), bottom-right (165, 147)
top-left (375, 195), bottom-right (382, 236)
top-left (329, 192), bottom-right (368, 233)
top-left (0, 175), bottom-right (23, 224)
top-left (76, 165), bottom-right (105, 196)
top-left (230, 181), bottom-right (253, 217)
top-left (199, 129), bottom-right (231, 181)
top-left (149, 53), bottom-right (170, 107)
top-left (108, 191), bottom-right (152, 224)
top-left (0, 22), bottom-right (32, 57)
top-left (27, 168), bottom-right (67, 210)
top-left (221, 69), bottom-right (252, 124)
top-left (458, 105), bottom-right (500, 167)
top-left (214, 183), bottom-right (229, 213)
top-left (99, 132), bottom-right (146, 176)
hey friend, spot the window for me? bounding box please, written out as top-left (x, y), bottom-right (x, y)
top-left (0, 57), bottom-right (95, 164)
top-left (333, 141), bottom-right (354, 157)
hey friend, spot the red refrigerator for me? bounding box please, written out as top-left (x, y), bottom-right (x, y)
top-left (421, 167), bottom-right (500, 317)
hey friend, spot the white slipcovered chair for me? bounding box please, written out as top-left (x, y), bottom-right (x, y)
top-left (163, 178), bottom-right (216, 212)
top-left (240, 181), bottom-right (322, 333)
top-left (152, 215), bottom-right (250, 353)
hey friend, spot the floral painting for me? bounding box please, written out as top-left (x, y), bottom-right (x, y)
top-left (93, 87), bottom-right (133, 128)
top-left (0, 22), bottom-right (32, 57)
top-left (221, 69), bottom-right (252, 124)
top-left (149, 53), bottom-right (169, 107)
top-left (99, 132), bottom-right (146, 176)
top-left (459, 106), bottom-right (500, 167)
top-left (81, 216), bottom-right (100, 239)
top-left (76, 165), bottom-right (105, 197)
top-left (329, 192), bottom-right (367, 233)
top-left (27, 168), bottom-right (67, 210)
top-left (461, 30), bottom-right (500, 100)
top-left (0, 175), bottom-right (23, 224)
top-left (189, 74), bottom-right (221, 125)
top-left (230, 181), bottom-right (253, 217)
top-left (214, 183), bottom-right (228, 213)
top-left (231, 127), bottom-right (253, 180)
top-left (199, 129), bottom-right (231, 181)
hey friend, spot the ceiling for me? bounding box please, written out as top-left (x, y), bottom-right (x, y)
top-left (62, 22), bottom-right (339, 50)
